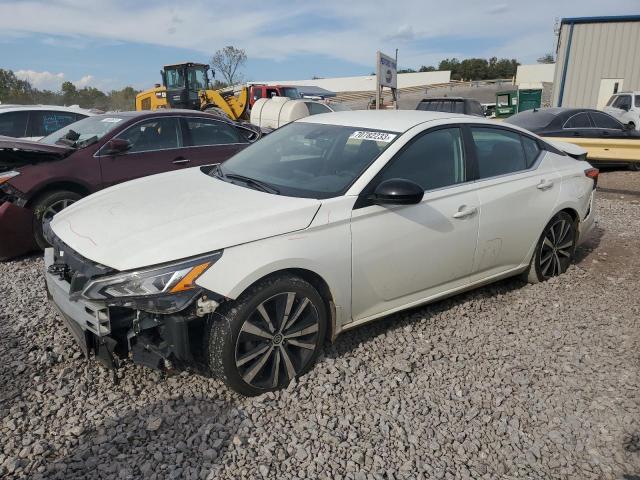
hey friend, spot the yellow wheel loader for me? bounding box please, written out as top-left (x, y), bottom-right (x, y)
top-left (135, 62), bottom-right (250, 121)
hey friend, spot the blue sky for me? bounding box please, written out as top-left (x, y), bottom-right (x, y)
top-left (0, 0), bottom-right (637, 91)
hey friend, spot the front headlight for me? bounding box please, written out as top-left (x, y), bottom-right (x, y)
top-left (81, 252), bottom-right (222, 313)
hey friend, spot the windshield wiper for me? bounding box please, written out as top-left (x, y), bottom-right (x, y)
top-left (211, 164), bottom-right (279, 194)
top-left (225, 173), bottom-right (280, 194)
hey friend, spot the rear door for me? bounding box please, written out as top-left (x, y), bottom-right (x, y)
top-left (179, 117), bottom-right (249, 167)
top-left (98, 116), bottom-right (185, 187)
top-left (468, 125), bottom-right (560, 275)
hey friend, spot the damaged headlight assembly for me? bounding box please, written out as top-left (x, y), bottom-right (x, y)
top-left (81, 252), bottom-right (222, 314)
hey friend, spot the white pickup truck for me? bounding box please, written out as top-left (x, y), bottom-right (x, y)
top-left (604, 91), bottom-right (640, 130)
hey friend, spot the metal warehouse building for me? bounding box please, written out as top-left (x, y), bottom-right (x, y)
top-left (552, 15), bottom-right (640, 109)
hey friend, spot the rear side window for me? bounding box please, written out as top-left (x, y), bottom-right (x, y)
top-left (521, 136), bottom-right (541, 168)
top-left (452, 102), bottom-right (465, 113)
top-left (468, 102), bottom-right (484, 116)
top-left (590, 112), bottom-right (623, 130)
top-left (29, 111), bottom-right (79, 137)
top-left (377, 127), bottom-right (465, 191)
top-left (0, 111), bottom-right (29, 137)
top-left (563, 113), bottom-right (592, 129)
top-left (185, 117), bottom-right (245, 146)
top-left (471, 127), bottom-right (527, 179)
top-left (636, 95), bottom-right (640, 108)
top-left (305, 102), bottom-right (331, 115)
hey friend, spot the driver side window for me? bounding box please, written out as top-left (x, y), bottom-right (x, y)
top-left (376, 128), bottom-right (466, 191)
top-left (116, 117), bottom-right (181, 153)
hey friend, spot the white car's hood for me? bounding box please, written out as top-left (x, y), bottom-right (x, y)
top-left (51, 168), bottom-right (321, 270)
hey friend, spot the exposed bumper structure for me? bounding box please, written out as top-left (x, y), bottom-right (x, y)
top-left (44, 244), bottom-right (210, 373)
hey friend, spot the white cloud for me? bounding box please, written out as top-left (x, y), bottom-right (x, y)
top-left (74, 75), bottom-right (95, 88)
top-left (14, 70), bottom-right (65, 90)
top-left (0, 0), bottom-right (637, 69)
top-left (14, 70), bottom-right (101, 91)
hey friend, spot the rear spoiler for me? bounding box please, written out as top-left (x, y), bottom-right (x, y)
top-left (546, 139), bottom-right (588, 161)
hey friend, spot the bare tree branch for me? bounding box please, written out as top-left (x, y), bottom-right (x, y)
top-left (210, 46), bottom-right (247, 85)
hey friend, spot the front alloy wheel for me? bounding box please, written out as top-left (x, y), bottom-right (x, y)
top-left (206, 275), bottom-right (327, 396)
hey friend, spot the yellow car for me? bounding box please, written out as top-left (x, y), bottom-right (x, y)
top-left (504, 107), bottom-right (640, 170)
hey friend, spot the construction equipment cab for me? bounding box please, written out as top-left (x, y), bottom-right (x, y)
top-left (162, 62), bottom-right (209, 110)
top-left (135, 62), bottom-right (210, 111)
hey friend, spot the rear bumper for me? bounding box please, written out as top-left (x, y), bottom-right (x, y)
top-left (0, 201), bottom-right (37, 260)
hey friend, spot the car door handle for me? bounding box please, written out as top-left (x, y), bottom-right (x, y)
top-left (452, 205), bottom-right (478, 219)
top-left (537, 179), bottom-right (554, 190)
top-left (172, 158), bottom-right (191, 165)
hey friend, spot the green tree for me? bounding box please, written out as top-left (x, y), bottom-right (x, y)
top-left (61, 81), bottom-right (78, 106)
top-left (537, 52), bottom-right (555, 64)
top-left (419, 65), bottom-right (436, 72)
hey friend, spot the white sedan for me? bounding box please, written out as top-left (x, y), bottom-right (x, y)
top-left (44, 111), bottom-right (597, 396)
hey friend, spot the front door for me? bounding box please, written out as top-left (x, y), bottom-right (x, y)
top-left (98, 116), bottom-right (185, 187)
top-left (350, 126), bottom-right (479, 322)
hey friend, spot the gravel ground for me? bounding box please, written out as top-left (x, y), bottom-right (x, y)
top-left (1, 172), bottom-right (639, 479)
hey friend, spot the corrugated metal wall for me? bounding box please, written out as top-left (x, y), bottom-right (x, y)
top-left (552, 21), bottom-right (640, 107)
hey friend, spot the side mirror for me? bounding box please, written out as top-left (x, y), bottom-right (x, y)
top-left (104, 138), bottom-right (132, 155)
top-left (369, 178), bottom-right (424, 205)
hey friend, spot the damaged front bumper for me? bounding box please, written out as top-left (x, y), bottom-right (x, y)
top-left (44, 245), bottom-right (221, 374)
top-left (0, 200), bottom-right (37, 260)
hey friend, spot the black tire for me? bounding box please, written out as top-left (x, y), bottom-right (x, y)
top-left (206, 274), bottom-right (327, 396)
top-left (629, 162), bottom-right (640, 172)
top-left (32, 190), bottom-right (82, 250)
top-left (525, 211), bottom-right (576, 283)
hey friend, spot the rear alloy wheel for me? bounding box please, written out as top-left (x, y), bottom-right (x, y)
top-left (526, 211), bottom-right (576, 283)
top-left (32, 190), bottom-right (82, 250)
top-left (206, 275), bottom-right (327, 396)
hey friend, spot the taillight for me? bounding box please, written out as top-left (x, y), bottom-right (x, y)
top-left (584, 168), bottom-right (599, 188)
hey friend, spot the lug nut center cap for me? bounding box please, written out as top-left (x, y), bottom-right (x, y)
top-left (272, 333), bottom-right (284, 345)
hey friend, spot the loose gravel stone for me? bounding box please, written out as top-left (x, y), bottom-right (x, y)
top-left (0, 172), bottom-right (639, 479)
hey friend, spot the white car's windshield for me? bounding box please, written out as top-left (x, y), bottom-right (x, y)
top-left (215, 122), bottom-right (398, 199)
top-left (40, 115), bottom-right (126, 147)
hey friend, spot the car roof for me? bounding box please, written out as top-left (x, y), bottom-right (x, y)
top-left (0, 104), bottom-right (95, 114)
top-left (297, 110), bottom-right (471, 132)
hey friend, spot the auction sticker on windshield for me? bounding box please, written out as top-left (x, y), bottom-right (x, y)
top-left (101, 117), bottom-right (123, 123)
top-left (349, 131), bottom-right (397, 142)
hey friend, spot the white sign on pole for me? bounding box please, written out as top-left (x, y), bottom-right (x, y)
top-left (376, 51), bottom-right (397, 89)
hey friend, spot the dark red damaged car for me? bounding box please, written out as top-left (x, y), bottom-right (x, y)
top-left (0, 109), bottom-right (261, 260)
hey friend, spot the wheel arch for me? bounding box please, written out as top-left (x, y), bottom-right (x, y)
top-left (229, 267), bottom-right (338, 343)
top-left (26, 181), bottom-right (91, 207)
